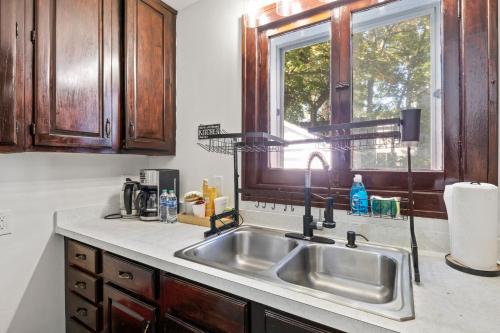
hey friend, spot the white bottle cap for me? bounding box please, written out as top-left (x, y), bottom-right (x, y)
top-left (354, 174), bottom-right (363, 183)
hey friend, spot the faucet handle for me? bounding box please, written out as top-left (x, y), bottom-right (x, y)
top-left (312, 221), bottom-right (324, 230)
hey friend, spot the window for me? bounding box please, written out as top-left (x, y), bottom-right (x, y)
top-left (242, 0), bottom-right (498, 218)
top-left (269, 22), bottom-right (331, 169)
top-left (351, 0), bottom-right (442, 171)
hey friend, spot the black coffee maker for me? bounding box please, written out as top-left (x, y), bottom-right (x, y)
top-left (120, 178), bottom-right (141, 218)
top-left (137, 169), bottom-right (179, 221)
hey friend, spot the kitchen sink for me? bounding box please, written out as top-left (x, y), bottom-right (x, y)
top-left (175, 226), bottom-right (414, 321)
top-left (180, 227), bottom-right (299, 273)
top-left (276, 244), bottom-right (397, 304)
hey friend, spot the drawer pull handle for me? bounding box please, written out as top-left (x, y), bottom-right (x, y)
top-left (76, 308), bottom-right (88, 317)
top-left (74, 281), bottom-right (87, 290)
top-left (143, 321), bottom-right (150, 333)
top-left (118, 271), bottom-right (134, 280)
top-left (75, 253), bottom-right (87, 261)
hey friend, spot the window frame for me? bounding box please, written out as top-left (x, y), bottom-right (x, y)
top-left (241, 0), bottom-right (498, 219)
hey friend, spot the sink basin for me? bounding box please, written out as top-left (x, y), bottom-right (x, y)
top-left (276, 244), bottom-right (396, 304)
top-left (179, 227), bottom-right (299, 273)
top-left (175, 226), bottom-right (414, 321)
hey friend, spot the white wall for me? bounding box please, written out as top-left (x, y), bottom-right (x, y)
top-left (0, 153), bottom-right (148, 333)
top-left (149, 0), bottom-right (248, 202)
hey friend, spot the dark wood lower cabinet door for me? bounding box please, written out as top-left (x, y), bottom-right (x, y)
top-left (160, 274), bottom-right (248, 333)
top-left (163, 313), bottom-right (206, 333)
top-left (103, 284), bottom-right (158, 333)
top-left (264, 310), bottom-right (343, 333)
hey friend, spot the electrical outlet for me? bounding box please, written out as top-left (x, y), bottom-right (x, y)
top-left (0, 211), bottom-right (12, 236)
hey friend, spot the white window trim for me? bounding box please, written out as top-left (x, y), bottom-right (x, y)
top-left (269, 22), bottom-right (331, 168)
top-left (352, 0), bottom-right (443, 171)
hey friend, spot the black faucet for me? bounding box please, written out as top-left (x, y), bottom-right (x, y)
top-left (286, 152), bottom-right (336, 244)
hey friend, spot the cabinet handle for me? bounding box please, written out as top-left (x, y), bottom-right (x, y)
top-left (105, 118), bottom-right (111, 138)
top-left (74, 281), bottom-right (87, 290)
top-left (129, 121), bottom-right (135, 138)
top-left (76, 308), bottom-right (88, 317)
top-left (75, 253), bottom-right (87, 261)
top-left (118, 271), bottom-right (134, 280)
top-left (143, 321), bottom-right (150, 333)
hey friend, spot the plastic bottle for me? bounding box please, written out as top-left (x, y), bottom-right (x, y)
top-left (350, 174), bottom-right (368, 214)
top-left (167, 190), bottom-right (178, 223)
top-left (159, 190), bottom-right (169, 223)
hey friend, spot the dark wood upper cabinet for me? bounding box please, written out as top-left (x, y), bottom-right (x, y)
top-left (33, 0), bottom-right (114, 149)
top-left (0, 0), bottom-right (23, 151)
top-left (124, 0), bottom-right (176, 154)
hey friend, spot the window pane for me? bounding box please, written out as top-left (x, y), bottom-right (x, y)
top-left (269, 22), bottom-right (331, 169)
top-left (351, 0), bottom-right (442, 170)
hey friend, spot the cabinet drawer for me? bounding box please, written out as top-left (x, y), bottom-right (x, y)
top-left (67, 266), bottom-right (101, 303)
top-left (67, 292), bottom-right (101, 332)
top-left (265, 310), bottom-right (341, 333)
top-left (164, 313), bottom-right (206, 333)
top-left (161, 275), bottom-right (248, 333)
top-left (67, 240), bottom-right (101, 274)
top-left (103, 252), bottom-right (157, 301)
top-left (67, 318), bottom-right (93, 333)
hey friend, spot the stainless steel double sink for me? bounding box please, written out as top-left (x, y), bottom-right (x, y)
top-left (175, 226), bottom-right (414, 321)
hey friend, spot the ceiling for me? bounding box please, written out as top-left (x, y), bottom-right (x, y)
top-left (163, 0), bottom-right (277, 11)
top-left (161, 0), bottom-right (203, 11)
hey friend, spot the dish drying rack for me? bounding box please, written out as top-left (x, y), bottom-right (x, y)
top-left (197, 109), bottom-right (422, 282)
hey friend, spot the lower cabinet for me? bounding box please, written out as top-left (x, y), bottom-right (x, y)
top-left (64, 238), bottom-right (345, 333)
top-left (103, 284), bottom-right (158, 333)
top-left (160, 274), bottom-right (248, 333)
top-left (264, 310), bottom-right (341, 333)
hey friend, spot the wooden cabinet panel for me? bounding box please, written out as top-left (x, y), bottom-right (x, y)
top-left (0, 0), bottom-right (21, 150)
top-left (34, 0), bottom-right (114, 149)
top-left (264, 310), bottom-right (341, 333)
top-left (124, 0), bottom-right (176, 153)
top-left (102, 252), bottom-right (157, 301)
top-left (67, 318), bottom-right (94, 333)
top-left (160, 275), bottom-right (248, 333)
top-left (67, 266), bottom-right (102, 303)
top-left (67, 292), bottom-right (102, 331)
top-left (67, 239), bottom-right (101, 274)
top-left (103, 284), bottom-right (158, 333)
top-left (164, 313), bottom-right (206, 333)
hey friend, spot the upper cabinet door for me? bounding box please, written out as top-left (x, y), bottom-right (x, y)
top-left (124, 0), bottom-right (176, 154)
top-left (0, 0), bottom-right (21, 150)
top-left (34, 0), bottom-right (113, 149)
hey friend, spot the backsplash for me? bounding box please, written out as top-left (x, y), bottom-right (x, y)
top-left (240, 201), bottom-right (500, 258)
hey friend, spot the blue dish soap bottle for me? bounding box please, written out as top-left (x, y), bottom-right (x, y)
top-left (350, 174), bottom-right (368, 215)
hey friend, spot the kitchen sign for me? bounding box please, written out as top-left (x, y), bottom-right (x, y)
top-left (198, 124), bottom-right (221, 139)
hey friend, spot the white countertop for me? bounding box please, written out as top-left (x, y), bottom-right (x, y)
top-left (54, 207), bottom-right (500, 333)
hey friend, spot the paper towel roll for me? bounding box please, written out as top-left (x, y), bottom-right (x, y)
top-left (444, 182), bottom-right (498, 271)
